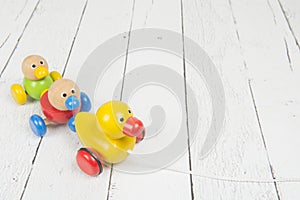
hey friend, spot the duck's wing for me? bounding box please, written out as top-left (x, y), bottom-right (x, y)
top-left (75, 112), bottom-right (101, 147)
top-left (75, 112), bottom-right (132, 163)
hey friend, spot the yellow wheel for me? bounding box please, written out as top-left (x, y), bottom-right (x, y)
top-left (11, 84), bottom-right (27, 105)
top-left (50, 71), bottom-right (62, 81)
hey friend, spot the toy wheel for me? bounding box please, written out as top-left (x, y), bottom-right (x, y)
top-left (80, 92), bottom-right (91, 112)
top-left (68, 116), bottom-right (76, 132)
top-left (76, 148), bottom-right (103, 176)
top-left (136, 129), bottom-right (145, 143)
top-left (50, 71), bottom-right (62, 81)
top-left (29, 115), bottom-right (47, 137)
top-left (11, 84), bottom-right (27, 105)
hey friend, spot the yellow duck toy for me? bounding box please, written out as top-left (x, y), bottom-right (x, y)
top-left (75, 101), bottom-right (145, 176)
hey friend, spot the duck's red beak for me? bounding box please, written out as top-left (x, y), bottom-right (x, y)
top-left (123, 117), bottom-right (145, 140)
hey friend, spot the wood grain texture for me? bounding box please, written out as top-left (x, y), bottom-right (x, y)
top-left (0, 0), bottom-right (299, 199)
top-left (182, 0), bottom-right (282, 199)
top-left (265, 0), bottom-right (300, 74)
top-left (106, 0), bottom-right (193, 199)
top-left (20, 0), bottom-right (135, 199)
top-left (276, 0), bottom-right (300, 51)
top-left (0, 0), bottom-right (40, 75)
top-left (250, 76), bottom-right (300, 199)
top-left (0, 0), bottom-right (86, 199)
top-left (229, 0), bottom-right (300, 199)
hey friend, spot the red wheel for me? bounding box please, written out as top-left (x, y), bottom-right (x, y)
top-left (76, 148), bottom-right (103, 176)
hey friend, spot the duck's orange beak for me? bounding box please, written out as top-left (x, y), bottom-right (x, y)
top-left (34, 66), bottom-right (49, 79)
top-left (123, 117), bottom-right (145, 138)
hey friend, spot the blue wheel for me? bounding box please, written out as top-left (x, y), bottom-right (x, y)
top-left (68, 116), bottom-right (76, 133)
top-left (29, 115), bottom-right (47, 137)
top-left (80, 92), bottom-right (91, 112)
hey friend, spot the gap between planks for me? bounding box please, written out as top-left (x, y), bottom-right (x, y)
top-left (228, 0), bottom-right (284, 199)
top-left (0, 33), bottom-right (11, 49)
top-left (248, 80), bottom-right (281, 200)
top-left (267, 0), bottom-right (294, 72)
top-left (106, 0), bottom-right (136, 199)
top-left (228, 0), bottom-right (247, 70)
top-left (227, 0), bottom-right (300, 199)
top-left (0, 0), bottom-right (41, 78)
top-left (61, 0), bottom-right (88, 77)
top-left (106, 0), bottom-right (195, 199)
top-left (180, 0), bottom-right (195, 199)
top-left (14, 0), bottom-right (30, 21)
top-left (18, 1), bottom-right (89, 199)
top-left (276, 0), bottom-right (300, 51)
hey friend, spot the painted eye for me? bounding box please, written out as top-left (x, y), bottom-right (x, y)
top-left (116, 113), bottom-right (125, 123)
top-left (61, 92), bottom-right (67, 98)
top-left (31, 64), bottom-right (36, 68)
top-left (128, 110), bottom-right (131, 114)
top-left (118, 115), bottom-right (124, 123)
top-left (40, 61), bottom-right (44, 65)
top-left (71, 89), bottom-right (76, 94)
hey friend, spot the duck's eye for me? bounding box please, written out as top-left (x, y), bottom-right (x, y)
top-left (40, 61), bottom-right (44, 65)
top-left (71, 89), bottom-right (76, 94)
top-left (128, 110), bottom-right (131, 114)
top-left (118, 117), bottom-right (124, 123)
top-left (61, 92), bottom-right (67, 98)
top-left (31, 64), bottom-right (36, 69)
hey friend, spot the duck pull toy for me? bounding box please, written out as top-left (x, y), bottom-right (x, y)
top-left (11, 55), bottom-right (62, 104)
top-left (29, 78), bottom-right (91, 137)
top-left (75, 101), bottom-right (145, 176)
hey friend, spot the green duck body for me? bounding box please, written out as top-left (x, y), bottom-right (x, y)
top-left (23, 75), bottom-right (53, 99)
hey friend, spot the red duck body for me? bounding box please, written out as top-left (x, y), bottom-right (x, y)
top-left (40, 91), bottom-right (80, 124)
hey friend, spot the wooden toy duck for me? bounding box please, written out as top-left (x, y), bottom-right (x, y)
top-left (75, 101), bottom-right (145, 176)
top-left (11, 55), bottom-right (62, 104)
top-left (29, 78), bottom-right (91, 137)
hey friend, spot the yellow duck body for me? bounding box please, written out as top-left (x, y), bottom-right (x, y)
top-left (75, 101), bottom-right (138, 164)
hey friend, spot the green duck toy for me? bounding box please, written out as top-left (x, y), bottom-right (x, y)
top-left (11, 55), bottom-right (62, 104)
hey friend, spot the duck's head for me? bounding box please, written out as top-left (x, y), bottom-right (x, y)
top-left (22, 55), bottom-right (49, 80)
top-left (48, 79), bottom-right (81, 111)
top-left (96, 101), bottom-right (145, 140)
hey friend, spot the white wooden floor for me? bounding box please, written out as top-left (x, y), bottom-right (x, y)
top-left (1, 0), bottom-right (300, 199)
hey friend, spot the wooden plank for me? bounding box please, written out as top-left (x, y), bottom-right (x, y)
top-left (182, 0), bottom-right (281, 199)
top-left (229, 0), bottom-right (294, 79)
top-left (0, 0), bottom-right (298, 200)
top-left (0, 0), bottom-right (40, 74)
top-left (277, 182), bottom-right (300, 200)
top-left (275, 0), bottom-right (300, 51)
top-left (106, 0), bottom-right (193, 200)
top-left (21, 0), bottom-right (135, 199)
top-left (0, 0), bottom-right (86, 199)
top-left (250, 76), bottom-right (300, 199)
top-left (229, 0), bottom-right (300, 199)
top-left (265, 0), bottom-right (300, 73)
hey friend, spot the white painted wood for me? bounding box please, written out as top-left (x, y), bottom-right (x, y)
top-left (20, 0), bottom-right (135, 199)
top-left (229, 0), bottom-right (300, 199)
top-left (106, 0), bottom-right (193, 199)
top-left (266, 0), bottom-right (300, 73)
top-left (0, 0), bottom-right (299, 199)
top-left (229, 0), bottom-right (294, 80)
top-left (275, 0), bottom-right (300, 50)
top-left (0, 0), bottom-right (87, 199)
top-left (0, 0), bottom-right (39, 73)
top-left (183, 0), bottom-right (281, 199)
top-left (250, 76), bottom-right (300, 199)
top-left (277, 182), bottom-right (300, 200)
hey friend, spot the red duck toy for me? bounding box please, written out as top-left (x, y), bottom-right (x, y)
top-left (29, 78), bottom-right (91, 137)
